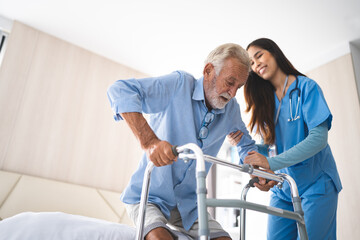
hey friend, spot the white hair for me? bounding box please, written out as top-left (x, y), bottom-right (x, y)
top-left (205, 43), bottom-right (250, 76)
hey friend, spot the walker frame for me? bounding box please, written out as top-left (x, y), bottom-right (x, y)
top-left (135, 143), bottom-right (308, 240)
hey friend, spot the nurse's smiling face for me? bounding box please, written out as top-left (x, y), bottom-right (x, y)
top-left (247, 45), bottom-right (280, 81)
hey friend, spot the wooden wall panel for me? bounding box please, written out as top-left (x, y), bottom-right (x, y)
top-left (0, 21), bottom-right (148, 192)
top-left (0, 23), bottom-right (39, 167)
top-left (307, 54), bottom-right (360, 239)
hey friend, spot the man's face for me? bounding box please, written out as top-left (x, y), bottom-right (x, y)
top-left (203, 57), bottom-right (249, 109)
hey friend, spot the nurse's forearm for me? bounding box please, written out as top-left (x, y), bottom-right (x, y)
top-left (120, 112), bottom-right (160, 149)
top-left (268, 121), bottom-right (328, 171)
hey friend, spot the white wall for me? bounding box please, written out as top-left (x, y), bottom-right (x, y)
top-left (307, 53), bottom-right (360, 239)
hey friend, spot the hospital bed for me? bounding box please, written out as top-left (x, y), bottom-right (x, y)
top-left (136, 143), bottom-right (308, 240)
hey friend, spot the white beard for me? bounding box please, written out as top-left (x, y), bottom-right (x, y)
top-left (205, 76), bottom-right (231, 109)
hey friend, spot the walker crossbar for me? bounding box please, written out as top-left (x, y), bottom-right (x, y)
top-left (136, 143), bottom-right (308, 240)
top-left (206, 198), bottom-right (304, 222)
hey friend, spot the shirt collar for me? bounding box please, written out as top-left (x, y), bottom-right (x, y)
top-left (192, 77), bottom-right (205, 101)
top-left (192, 77), bottom-right (226, 114)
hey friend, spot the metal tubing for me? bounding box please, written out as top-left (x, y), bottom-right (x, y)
top-left (206, 199), bottom-right (304, 222)
top-left (251, 168), bottom-right (284, 183)
top-left (239, 174), bottom-right (308, 240)
top-left (135, 162), bottom-right (154, 240)
top-left (180, 153), bottom-right (284, 183)
top-left (277, 173), bottom-right (308, 239)
top-left (203, 155), bottom-right (248, 171)
top-left (277, 173), bottom-right (299, 198)
top-left (136, 144), bottom-right (308, 240)
top-left (177, 144), bottom-right (209, 239)
top-left (240, 185), bottom-right (250, 240)
top-left (205, 154), bottom-right (283, 182)
top-left (197, 171), bottom-right (209, 239)
top-left (177, 143), bottom-right (206, 172)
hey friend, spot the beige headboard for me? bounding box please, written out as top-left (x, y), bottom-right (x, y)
top-left (0, 170), bottom-right (133, 225)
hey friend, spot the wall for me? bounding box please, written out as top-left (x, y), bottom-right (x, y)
top-left (0, 21), bottom-right (148, 192)
top-left (307, 54), bottom-right (360, 239)
top-left (350, 39), bottom-right (360, 104)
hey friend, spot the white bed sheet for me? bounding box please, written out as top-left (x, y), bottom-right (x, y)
top-left (0, 212), bottom-right (193, 240)
top-left (0, 212), bottom-right (135, 240)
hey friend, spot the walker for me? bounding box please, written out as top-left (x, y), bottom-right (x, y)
top-left (135, 143), bottom-right (308, 240)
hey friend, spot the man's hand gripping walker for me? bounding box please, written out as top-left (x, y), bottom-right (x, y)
top-left (136, 143), bottom-right (308, 240)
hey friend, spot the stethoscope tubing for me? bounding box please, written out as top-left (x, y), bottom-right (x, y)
top-left (288, 77), bottom-right (301, 122)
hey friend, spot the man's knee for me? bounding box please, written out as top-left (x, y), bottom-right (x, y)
top-left (145, 227), bottom-right (174, 240)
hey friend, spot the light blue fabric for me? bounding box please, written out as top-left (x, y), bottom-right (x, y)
top-left (256, 143), bottom-right (269, 157)
top-left (107, 71), bottom-right (257, 230)
top-left (268, 121), bottom-right (328, 171)
top-left (267, 75), bottom-right (342, 239)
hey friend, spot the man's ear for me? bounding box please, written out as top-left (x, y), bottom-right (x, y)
top-left (203, 63), bottom-right (214, 79)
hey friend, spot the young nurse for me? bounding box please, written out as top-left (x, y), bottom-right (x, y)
top-left (228, 38), bottom-right (342, 239)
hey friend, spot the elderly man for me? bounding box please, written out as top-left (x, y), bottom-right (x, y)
top-left (107, 43), bottom-right (257, 240)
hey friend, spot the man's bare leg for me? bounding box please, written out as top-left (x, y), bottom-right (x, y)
top-left (145, 227), bottom-right (174, 240)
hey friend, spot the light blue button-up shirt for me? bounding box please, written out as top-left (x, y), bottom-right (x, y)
top-left (107, 70), bottom-right (256, 230)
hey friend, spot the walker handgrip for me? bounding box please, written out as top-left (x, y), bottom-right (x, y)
top-left (248, 177), bottom-right (260, 187)
top-left (171, 145), bottom-right (179, 157)
top-left (248, 177), bottom-right (270, 187)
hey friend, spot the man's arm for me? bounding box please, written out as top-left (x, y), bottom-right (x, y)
top-left (121, 112), bottom-right (176, 166)
top-left (226, 101), bottom-right (257, 164)
top-left (107, 72), bottom-right (184, 166)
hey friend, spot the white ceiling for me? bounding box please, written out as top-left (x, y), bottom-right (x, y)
top-left (0, 0), bottom-right (360, 77)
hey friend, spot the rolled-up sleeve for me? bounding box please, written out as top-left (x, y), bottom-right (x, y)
top-left (107, 80), bottom-right (143, 121)
top-left (107, 71), bottom-right (183, 121)
top-left (236, 134), bottom-right (257, 164)
top-left (226, 101), bottom-right (257, 163)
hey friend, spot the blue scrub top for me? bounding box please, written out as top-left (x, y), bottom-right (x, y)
top-left (272, 76), bottom-right (342, 201)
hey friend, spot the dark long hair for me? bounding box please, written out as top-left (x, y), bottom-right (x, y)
top-left (244, 38), bottom-right (305, 144)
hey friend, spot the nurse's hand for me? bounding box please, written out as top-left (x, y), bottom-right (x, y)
top-left (244, 151), bottom-right (270, 169)
top-left (245, 151), bottom-right (276, 191)
top-left (227, 130), bottom-right (244, 146)
top-left (252, 169), bottom-right (277, 192)
top-left (146, 140), bottom-right (177, 167)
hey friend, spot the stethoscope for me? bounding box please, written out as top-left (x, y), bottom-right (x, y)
top-left (288, 77), bottom-right (301, 122)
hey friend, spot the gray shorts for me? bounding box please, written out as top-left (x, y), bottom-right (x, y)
top-left (125, 203), bottom-right (230, 239)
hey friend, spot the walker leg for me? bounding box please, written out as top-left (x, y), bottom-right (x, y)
top-left (278, 174), bottom-right (308, 240)
top-left (292, 196), bottom-right (308, 240)
top-left (240, 185), bottom-right (250, 240)
top-left (197, 170), bottom-right (209, 239)
top-left (240, 177), bottom-right (259, 240)
top-left (136, 162), bottom-right (155, 240)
